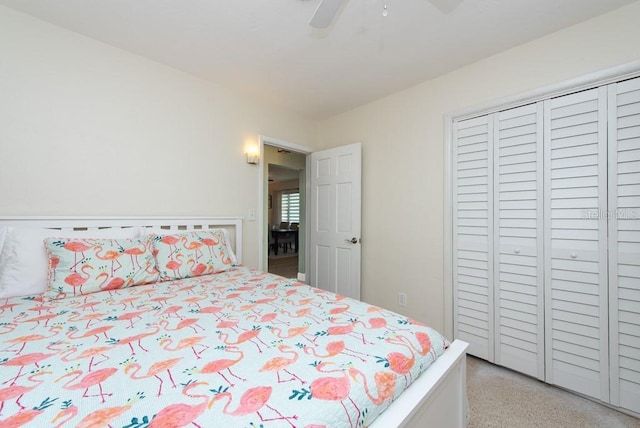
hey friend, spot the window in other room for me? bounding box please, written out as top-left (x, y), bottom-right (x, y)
top-left (280, 191), bottom-right (300, 224)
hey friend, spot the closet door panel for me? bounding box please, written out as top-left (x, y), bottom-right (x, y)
top-left (494, 103), bottom-right (544, 379)
top-left (609, 76), bottom-right (640, 414)
top-left (544, 87), bottom-right (609, 401)
top-left (453, 115), bottom-right (494, 361)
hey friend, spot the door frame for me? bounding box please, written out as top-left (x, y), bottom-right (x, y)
top-left (257, 135), bottom-right (313, 276)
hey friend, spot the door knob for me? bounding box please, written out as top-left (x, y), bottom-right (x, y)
top-left (346, 237), bottom-right (358, 244)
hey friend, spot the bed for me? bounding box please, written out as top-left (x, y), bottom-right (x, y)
top-left (0, 216), bottom-right (468, 427)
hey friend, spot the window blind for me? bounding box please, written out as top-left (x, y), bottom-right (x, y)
top-left (281, 191), bottom-right (300, 223)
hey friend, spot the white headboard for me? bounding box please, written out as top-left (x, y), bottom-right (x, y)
top-left (0, 216), bottom-right (243, 263)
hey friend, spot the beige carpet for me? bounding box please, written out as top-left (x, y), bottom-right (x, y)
top-left (467, 356), bottom-right (640, 427)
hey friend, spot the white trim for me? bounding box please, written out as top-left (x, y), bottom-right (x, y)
top-left (258, 135), bottom-right (312, 272)
top-left (443, 60), bottom-right (640, 340)
top-left (259, 135), bottom-right (314, 155)
top-left (442, 116), bottom-right (453, 340)
top-left (449, 120), bottom-right (459, 346)
top-left (304, 154), bottom-right (312, 283)
top-left (444, 114), bottom-right (455, 339)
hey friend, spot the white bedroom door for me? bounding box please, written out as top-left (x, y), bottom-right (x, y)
top-left (309, 142), bottom-right (362, 300)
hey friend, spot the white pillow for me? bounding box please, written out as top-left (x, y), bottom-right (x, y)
top-left (0, 227), bottom-right (141, 298)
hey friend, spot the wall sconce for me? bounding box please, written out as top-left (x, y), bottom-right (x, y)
top-left (246, 147), bottom-right (259, 165)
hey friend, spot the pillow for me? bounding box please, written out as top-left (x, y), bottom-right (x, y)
top-left (0, 226), bottom-right (141, 298)
top-left (44, 236), bottom-right (159, 299)
top-left (143, 227), bottom-right (237, 265)
top-left (151, 229), bottom-right (237, 281)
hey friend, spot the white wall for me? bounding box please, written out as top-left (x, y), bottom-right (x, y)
top-left (316, 2), bottom-right (640, 333)
top-left (0, 6), bottom-right (316, 268)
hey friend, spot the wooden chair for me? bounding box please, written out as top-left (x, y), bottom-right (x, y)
top-left (282, 222), bottom-right (298, 252)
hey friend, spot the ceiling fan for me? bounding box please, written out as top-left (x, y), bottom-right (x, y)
top-left (309, 0), bottom-right (463, 29)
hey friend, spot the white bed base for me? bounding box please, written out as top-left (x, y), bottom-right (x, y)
top-left (0, 216), bottom-right (468, 428)
top-left (372, 339), bottom-right (468, 427)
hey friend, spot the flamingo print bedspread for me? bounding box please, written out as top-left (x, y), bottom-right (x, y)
top-left (0, 267), bottom-right (448, 427)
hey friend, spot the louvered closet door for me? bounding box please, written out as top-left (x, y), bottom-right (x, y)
top-left (494, 103), bottom-right (544, 379)
top-left (543, 87), bottom-right (609, 401)
top-left (453, 115), bottom-right (494, 361)
top-left (608, 77), bottom-right (640, 414)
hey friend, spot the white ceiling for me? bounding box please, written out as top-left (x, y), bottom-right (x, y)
top-left (1, 0), bottom-right (636, 119)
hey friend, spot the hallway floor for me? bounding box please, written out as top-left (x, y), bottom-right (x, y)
top-left (267, 253), bottom-right (298, 279)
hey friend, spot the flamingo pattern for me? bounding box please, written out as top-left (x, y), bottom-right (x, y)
top-left (0, 266), bottom-right (447, 427)
top-left (152, 230), bottom-right (237, 281)
top-left (44, 237), bottom-right (159, 299)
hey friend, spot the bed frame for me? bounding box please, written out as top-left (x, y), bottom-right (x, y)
top-left (0, 216), bottom-right (468, 427)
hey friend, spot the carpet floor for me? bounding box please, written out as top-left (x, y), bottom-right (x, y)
top-left (467, 356), bottom-right (640, 427)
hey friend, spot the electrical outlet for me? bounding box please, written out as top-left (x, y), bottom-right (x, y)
top-left (398, 292), bottom-right (407, 307)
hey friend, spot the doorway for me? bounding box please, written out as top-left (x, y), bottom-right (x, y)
top-left (262, 143), bottom-right (307, 280)
top-left (258, 137), bottom-right (362, 298)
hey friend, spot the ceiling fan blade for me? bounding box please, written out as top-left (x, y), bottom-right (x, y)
top-left (428, 0), bottom-right (463, 14)
top-left (309, 0), bottom-right (347, 29)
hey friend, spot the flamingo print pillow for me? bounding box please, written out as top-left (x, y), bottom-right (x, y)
top-left (0, 226), bottom-right (140, 299)
top-left (151, 230), bottom-right (236, 281)
top-left (43, 236), bottom-right (159, 299)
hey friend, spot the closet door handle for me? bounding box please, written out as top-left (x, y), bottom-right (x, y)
top-left (514, 248), bottom-right (520, 254)
top-left (571, 252), bottom-right (577, 259)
